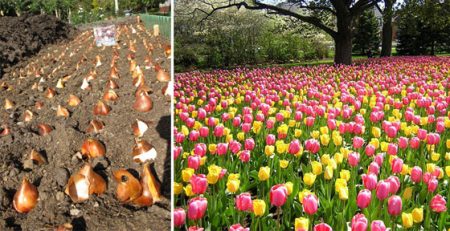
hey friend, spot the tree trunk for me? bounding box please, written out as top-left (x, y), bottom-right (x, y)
top-left (334, 13), bottom-right (353, 65)
top-left (115, 0), bottom-right (119, 15)
top-left (68, 8), bottom-right (72, 24)
top-left (381, 0), bottom-right (394, 57)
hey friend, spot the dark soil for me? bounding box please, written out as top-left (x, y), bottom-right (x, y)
top-left (0, 14), bottom-right (76, 77)
top-left (0, 19), bottom-right (171, 230)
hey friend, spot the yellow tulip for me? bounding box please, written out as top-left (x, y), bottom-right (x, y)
top-left (320, 126), bottom-right (329, 135)
top-left (324, 165), bottom-right (334, 180)
top-left (403, 187), bottom-right (413, 200)
top-left (335, 178), bottom-right (347, 192)
top-left (252, 121), bottom-right (263, 134)
top-left (237, 132), bottom-right (245, 141)
top-left (208, 144), bottom-right (217, 154)
top-left (253, 199), bottom-right (266, 216)
top-left (265, 145), bottom-right (275, 156)
top-left (184, 184), bottom-right (194, 197)
top-left (431, 152), bottom-right (440, 161)
top-left (311, 161), bottom-right (323, 175)
top-left (402, 212), bottom-right (413, 228)
top-left (200, 156), bottom-right (207, 166)
top-left (426, 163), bottom-right (436, 173)
top-left (174, 182), bottom-right (183, 195)
top-left (446, 166), bottom-right (450, 177)
top-left (445, 153), bottom-right (450, 161)
top-left (182, 168), bottom-right (195, 182)
top-left (279, 160), bottom-right (289, 169)
top-left (285, 182), bottom-right (293, 195)
top-left (372, 127), bottom-right (381, 138)
top-left (303, 173), bottom-right (316, 187)
top-left (207, 165), bottom-right (222, 184)
top-left (320, 134), bottom-right (330, 146)
top-left (258, 167), bottom-right (270, 181)
top-left (227, 179), bottom-right (240, 193)
top-left (339, 170), bottom-right (351, 182)
top-left (334, 152), bottom-right (344, 164)
top-left (311, 130), bottom-right (320, 139)
top-left (295, 217), bottom-right (309, 230)
top-left (294, 129), bottom-right (302, 137)
top-left (333, 135), bottom-right (343, 146)
top-left (339, 186), bottom-right (348, 200)
top-left (412, 207), bottom-right (423, 223)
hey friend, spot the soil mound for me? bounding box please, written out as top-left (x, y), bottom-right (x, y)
top-left (0, 14), bottom-right (76, 76)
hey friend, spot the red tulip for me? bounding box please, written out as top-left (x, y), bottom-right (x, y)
top-left (362, 173), bottom-right (378, 190)
top-left (270, 184), bottom-right (288, 207)
top-left (353, 137), bottom-right (364, 149)
top-left (266, 134), bottom-right (276, 145)
top-left (239, 150), bottom-right (250, 163)
top-left (398, 137), bottom-right (408, 149)
top-left (365, 144), bottom-right (375, 156)
top-left (387, 195), bottom-right (402, 216)
top-left (313, 223), bottom-right (332, 231)
top-left (217, 143), bottom-right (228, 155)
top-left (410, 166), bottom-right (422, 183)
top-left (199, 126), bottom-right (209, 137)
top-left (409, 137), bottom-right (420, 149)
top-left (194, 143), bottom-right (207, 157)
top-left (288, 139), bottom-right (301, 155)
top-left (174, 208), bottom-right (186, 227)
top-left (188, 197), bottom-right (208, 220)
top-left (188, 226), bottom-right (204, 231)
top-left (387, 143), bottom-right (398, 155)
top-left (305, 139), bottom-right (320, 154)
top-left (229, 141), bottom-right (241, 154)
top-left (376, 180), bottom-right (390, 200)
top-left (427, 177), bottom-right (438, 192)
top-left (189, 130), bottom-right (200, 141)
top-left (391, 158), bottom-right (403, 173)
top-left (235, 193), bottom-right (253, 212)
top-left (417, 129), bottom-right (427, 140)
top-left (430, 194), bottom-right (447, 213)
top-left (244, 138), bottom-right (255, 151)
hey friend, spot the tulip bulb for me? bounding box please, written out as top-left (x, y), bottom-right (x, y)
top-left (56, 105), bottom-right (70, 118)
top-left (13, 178), bottom-right (39, 213)
top-left (56, 223), bottom-right (73, 231)
top-left (56, 78), bottom-right (65, 89)
top-left (4, 99), bottom-right (14, 110)
top-left (133, 74), bottom-right (145, 87)
top-left (0, 125), bottom-right (11, 136)
top-left (141, 162), bottom-right (161, 203)
top-left (35, 101), bottom-right (44, 110)
top-left (44, 88), bottom-right (56, 99)
top-left (133, 93), bottom-right (152, 112)
top-left (65, 164), bottom-right (106, 203)
top-left (103, 89), bottom-right (119, 102)
top-left (68, 95), bottom-right (81, 107)
top-left (110, 68), bottom-right (119, 79)
top-left (95, 55), bottom-right (102, 67)
top-left (164, 45), bottom-right (171, 58)
top-left (30, 149), bottom-right (47, 165)
top-left (135, 85), bottom-right (152, 97)
top-left (81, 138), bottom-right (106, 158)
top-left (113, 169), bottom-right (143, 203)
top-left (162, 81), bottom-right (173, 97)
top-left (23, 110), bottom-right (33, 122)
top-left (37, 123), bottom-right (52, 136)
top-left (131, 119), bottom-right (148, 137)
top-left (107, 79), bottom-right (119, 89)
top-left (132, 140), bottom-right (157, 163)
top-left (86, 120), bottom-right (104, 133)
top-left (156, 69), bottom-right (170, 82)
top-left (93, 100), bottom-right (111, 116)
top-left (80, 78), bottom-right (90, 90)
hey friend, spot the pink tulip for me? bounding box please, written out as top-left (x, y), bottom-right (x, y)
top-left (370, 220), bottom-right (386, 231)
top-left (175, 132), bottom-right (185, 143)
top-left (190, 174), bottom-right (208, 194)
top-left (387, 143), bottom-right (398, 155)
top-left (427, 177), bottom-right (438, 192)
top-left (295, 111), bottom-right (303, 121)
top-left (270, 184), bottom-right (288, 207)
top-left (229, 140), bottom-right (241, 154)
top-left (387, 176), bottom-right (400, 194)
top-left (376, 180), bottom-right (390, 200)
top-left (348, 152), bottom-right (360, 167)
top-left (188, 155), bottom-right (201, 170)
top-left (368, 162), bottom-right (380, 175)
top-left (409, 137), bottom-right (420, 149)
top-left (426, 133), bottom-right (440, 145)
top-left (430, 194), bottom-right (447, 213)
top-left (305, 139), bottom-right (320, 154)
top-left (288, 139), bottom-right (301, 155)
top-left (242, 123), bottom-right (251, 133)
top-left (351, 213), bottom-right (368, 231)
top-left (357, 189), bottom-right (372, 209)
top-left (423, 172), bottom-right (432, 184)
top-left (174, 208), bottom-right (186, 227)
top-left (214, 125), bottom-right (224, 137)
top-left (174, 146), bottom-right (182, 160)
top-left (266, 134), bottom-right (276, 145)
top-left (362, 173), bottom-right (378, 190)
top-left (229, 224), bottom-right (249, 231)
top-left (374, 154), bottom-right (384, 166)
top-left (244, 138), bottom-right (255, 150)
top-left (188, 226), bottom-right (204, 231)
top-left (266, 119), bottom-right (275, 129)
top-left (306, 116), bottom-right (315, 127)
top-left (244, 114), bottom-right (253, 123)
top-left (239, 150), bottom-right (250, 163)
top-left (189, 130), bottom-right (200, 142)
top-left (217, 143), bottom-right (228, 156)
top-left (391, 157), bottom-right (403, 174)
top-left (410, 166), bottom-right (422, 183)
top-left (398, 137), bottom-right (408, 149)
top-left (313, 223), bottom-right (332, 231)
top-left (194, 143), bottom-right (207, 157)
top-left (186, 118), bottom-right (195, 128)
top-left (199, 126), bottom-right (209, 137)
top-left (327, 119), bottom-right (336, 130)
top-left (417, 129), bottom-right (427, 140)
top-left (198, 108), bottom-right (207, 120)
top-left (208, 117), bottom-right (217, 127)
top-left (303, 194), bottom-right (319, 215)
top-left (275, 113), bottom-right (284, 122)
top-left (365, 144), bottom-right (375, 157)
top-left (188, 197), bottom-right (208, 220)
top-left (353, 137), bottom-right (364, 149)
top-left (235, 193), bottom-right (253, 212)
top-left (387, 195), bottom-right (402, 216)
top-left (232, 117), bottom-right (241, 127)
top-left (386, 126), bottom-right (398, 138)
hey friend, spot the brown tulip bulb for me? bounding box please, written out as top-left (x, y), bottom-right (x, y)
top-left (13, 178), bottom-right (39, 213)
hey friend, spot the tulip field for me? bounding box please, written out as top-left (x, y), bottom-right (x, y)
top-left (174, 57), bottom-right (450, 230)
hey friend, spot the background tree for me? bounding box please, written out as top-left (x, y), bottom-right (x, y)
top-left (353, 9), bottom-right (380, 55)
top-left (379, 0), bottom-right (396, 56)
top-left (192, 0), bottom-right (379, 65)
top-left (397, 0), bottom-right (450, 55)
